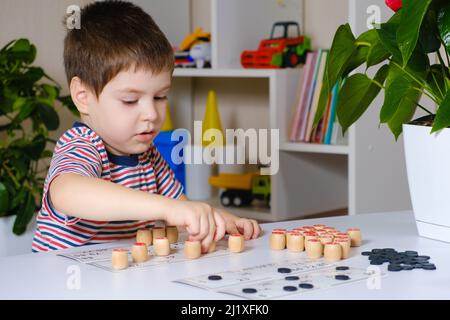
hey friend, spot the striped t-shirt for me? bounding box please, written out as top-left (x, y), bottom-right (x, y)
top-left (32, 122), bottom-right (183, 252)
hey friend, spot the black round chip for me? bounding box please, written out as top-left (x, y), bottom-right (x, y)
top-left (401, 265), bottom-right (414, 271)
top-left (335, 275), bottom-right (350, 281)
top-left (285, 276), bottom-right (300, 281)
top-left (208, 275), bottom-right (222, 281)
top-left (370, 260), bottom-right (383, 265)
top-left (299, 283), bottom-right (314, 289)
top-left (242, 288), bottom-right (257, 294)
top-left (278, 268), bottom-right (292, 274)
top-left (422, 264), bottom-right (436, 270)
top-left (336, 266), bottom-right (350, 271)
top-left (361, 251), bottom-right (371, 256)
top-left (388, 264), bottom-right (403, 272)
top-left (283, 286), bottom-right (298, 292)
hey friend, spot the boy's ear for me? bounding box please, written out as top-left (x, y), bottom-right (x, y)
top-left (69, 77), bottom-right (92, 115)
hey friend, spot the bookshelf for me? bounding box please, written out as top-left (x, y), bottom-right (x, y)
top-left (144, 0), bottom-right (413, 222)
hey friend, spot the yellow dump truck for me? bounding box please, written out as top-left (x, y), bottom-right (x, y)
top-left (209, 172), bottom-right (270, 207)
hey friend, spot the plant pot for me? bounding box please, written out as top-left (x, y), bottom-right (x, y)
top-left (0, 215), bottom-right (36, 257)
top-left (403, 124), bottom-right (450, 242)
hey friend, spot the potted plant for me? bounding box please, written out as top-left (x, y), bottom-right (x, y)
top-left (313, 0), bottom-right (450, 242)
top-left (0, 38), bottom-right (76, 240)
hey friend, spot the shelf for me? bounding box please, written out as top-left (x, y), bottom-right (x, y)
top-left (173, 68), bottom-right (291, 78)
top-left (280, 142), bottom-right (349, 155)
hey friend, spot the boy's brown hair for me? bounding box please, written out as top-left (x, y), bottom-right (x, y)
top-left (63, 0), bottom-right (174, 97)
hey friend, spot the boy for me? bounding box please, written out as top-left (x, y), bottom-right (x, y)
top-left (32, 0), bottom-right (260, 253)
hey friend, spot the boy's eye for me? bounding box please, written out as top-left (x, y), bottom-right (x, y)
top-left (122, 100), bottom-right (138, 105)
top-left (155, 96), bottom-right (167, 101)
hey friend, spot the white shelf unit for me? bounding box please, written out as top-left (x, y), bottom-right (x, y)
top-left (163, 0), bottom-right (412, 221)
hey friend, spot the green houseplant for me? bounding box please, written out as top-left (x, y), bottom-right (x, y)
top-left (0, 39), bottom-right (77, 235)
top-left (313, 0), bottom-right (450, 242)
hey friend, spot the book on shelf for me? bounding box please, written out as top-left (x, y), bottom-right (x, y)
top-left (289, 51), bottom-right (316, 141)
top-left (289, 49), bottom-right (344, 146)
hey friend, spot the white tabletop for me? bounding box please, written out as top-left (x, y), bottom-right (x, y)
top-left (1, 210), bottom-right (449, 300)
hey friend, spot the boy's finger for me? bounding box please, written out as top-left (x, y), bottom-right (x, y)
top-left (213, 211), bottom-right (226, 241)
top-left (186, 215), bottom-right (200, 237)
top-left (201, 213), bottom-right (215, 252)
top-left (251, 220), bottom-right (260, 239)
top-left (236, 219), bottom-right (253, 240)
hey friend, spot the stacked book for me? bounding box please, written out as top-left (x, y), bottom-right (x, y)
top-left (289, 49), bottom-right (345, 145)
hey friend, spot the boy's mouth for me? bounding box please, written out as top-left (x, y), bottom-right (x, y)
top-left (135, 130), bottom-right (155, 141)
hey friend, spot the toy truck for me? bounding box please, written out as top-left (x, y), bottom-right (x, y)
top-left (209, 172), bottom-right (271, 207)
top-left (241, 21), bottom-right (311, 69)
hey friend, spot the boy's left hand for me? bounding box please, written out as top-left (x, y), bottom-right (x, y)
top-left (213, 207), bottom-right (262, 240)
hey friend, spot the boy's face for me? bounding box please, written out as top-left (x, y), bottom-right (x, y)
top-left (83, 68), bottom-right (171, 156)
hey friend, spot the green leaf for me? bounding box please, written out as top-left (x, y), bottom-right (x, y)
top-left (37, 104), bottom-right (59, 130)
top-left (337, 65), bottom-right (389, 133)
top-left (427, 64), bottom-right (449, 100)
top-left (10, 39), bottom-right (30, 53)
top-left (13, 190), bottom-right (36, 235)
top-left (313, 25), bottom-right (357, 128)
top-left (419, 9), bottom-right (442, 53)
top-left (437, 4), bottom-right (450, 55)
top-left (326, 24), bottom-right (356, 89)
top-left (387, 88), bottom-right (421, 139)
top-left (22, 134), bottom-right (46, 160)
top-left (380, 73), bottom-right (414, 123)
top-left (367, 41), bottom-right (391, 68)
top-left (432, 91), bottom-right (450, 132)
top-left (42, 84), bottom-right (58, 102)
top-left (397, 0), bottom-right (432, 66)
top-left (377, 11), bottom-right (403, 61)
top-left (0, 182), bottom-right (9, 216)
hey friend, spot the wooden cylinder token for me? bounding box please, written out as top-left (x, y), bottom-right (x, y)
top-left (131, 242), bottom-right (149, 263)
top-left (319, 234), bottom-right (334, 245)
top-left (270, 231), bottom-right (286, 250)
top-left (335, 238), bottom-right (351, 259)
top-left (324, 242), bottom-right (342, 262)
top-left (306, 239), bottom-right (323, 259)
top-left (166, 226), bottom-right (179, 244)
top-left (207, 241), bottom-right (217, 253)
top-left (111, 249), bottom-right (129, 270)
top-left (152, 227), bottom-right (166, 242)
top-left (292, 228), bottom-right (305, 235)
top-left (136, 229), bottom-right (152, 246)
top-left (347, 228), bottom-right (362, 247)
top-left (154, 237), bottom-right (171, 256)
top-left (228, 234), bottom-right (245, 253)
top-left (184, 240), bottom-right (201, 259)
top-left (304, 234), bottom-right (319, 251)
top-left (286, 232), bottom-right (304, 252)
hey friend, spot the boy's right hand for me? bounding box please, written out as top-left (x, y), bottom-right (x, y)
top-left (165, 200), bottom-right (226, 252)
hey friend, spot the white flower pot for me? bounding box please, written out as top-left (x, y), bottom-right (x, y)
top-left (403, 124), bottom-right (450, 242)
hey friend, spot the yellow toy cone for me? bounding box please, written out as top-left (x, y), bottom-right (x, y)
top-left (202, 90), bottom-right (224, 147)
top-left (162, 102), bottom-right (173, 132)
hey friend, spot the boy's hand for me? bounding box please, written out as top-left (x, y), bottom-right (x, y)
top-left (214, 207), bottom-right (262, 240)
top-left (165, 200), bottom-right (226, 252)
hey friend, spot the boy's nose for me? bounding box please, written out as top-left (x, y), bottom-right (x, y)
top-left (142, 102), bottom-right (158, 122)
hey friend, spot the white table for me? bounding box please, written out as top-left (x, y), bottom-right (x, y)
top-left (1, 210), bottom-right (449, 300)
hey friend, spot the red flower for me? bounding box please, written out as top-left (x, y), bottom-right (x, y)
top-left (385, 0), bottom-right (402, 11)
